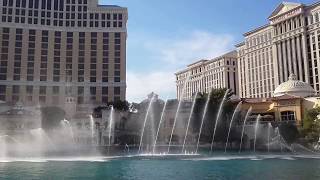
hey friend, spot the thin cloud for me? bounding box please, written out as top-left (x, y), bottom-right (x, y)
top-left (127, 71), bottom-right (175, 102)
top-left (127, 30), bottom-right (235, 102)
top-left (145, 30), bottom-right (234, 66)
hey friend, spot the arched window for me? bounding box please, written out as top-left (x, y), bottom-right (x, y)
top-left (281, 111), bottom-right (295, 121)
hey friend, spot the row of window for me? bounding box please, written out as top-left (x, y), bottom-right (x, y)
top-left (0, 85), bottom-right (121, 103)
top-left (246, 31), bottom-right (272, 48)
top-left (0, 28), bottom-right (9, 80)
top-left (0, 28), bottom-right (123, 83)
top-left (2, 13), bottom-right (124, 28)
top-left (3, 0), bottom-right (88, 11)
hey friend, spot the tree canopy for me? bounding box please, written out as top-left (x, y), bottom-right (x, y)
top-left (300, 106), bottom-right (320, 142)
top-left (192, 88), bottom-right (237, 143)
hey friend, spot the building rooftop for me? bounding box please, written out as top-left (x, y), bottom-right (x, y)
top-left (98, 4), bottom-right (126, 9)
top-left (273, 74), bottom-right (316, 98)
top-left (175, 51), bottom-right (237, 75)
top-left (243, 24), bottom-right (270, 37)
top-left (175, 50), bottom-right (237, 75)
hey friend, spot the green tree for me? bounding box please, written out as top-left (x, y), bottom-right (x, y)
top-left (301, 107), bottom-right (320, 142)
top-left (192, 88), bottom-right (236, 143)
top-left (279, 122), bottom-right (299, 144)
top-left (93, 100), bottom-right (130, 116)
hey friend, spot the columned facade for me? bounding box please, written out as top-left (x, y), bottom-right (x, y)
top-left (237, 2), bottom-right (320, 98)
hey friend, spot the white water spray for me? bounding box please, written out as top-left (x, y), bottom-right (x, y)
top-left (182, 92), bottom-right (198, 153)
top-left (168, 73), bottom-right (191, 153)
top-left (108, 106), bottom-right (114, 147)
top-left (254, 114), bottom-right (261, 153)
top-left (195, 90), bottom-right (212, 154)
top-left (239, 106), bottom-right (252, 153)
top-left (138, 94), bottom-right (156, 153)
top-left (210, 89), bottom-right (229, 152)
top-left (153, 97), bottom-right (168, 154)
top-left (224, 101), bottom-right (242, 153)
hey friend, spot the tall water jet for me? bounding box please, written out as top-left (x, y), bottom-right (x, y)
top-left (182, 92), bottom-right (198, 153)
top-left (267, 122), bottom-right (271, 152)
top-left (195, 90), bottom-right (212, 154)
top-left (153, 97), bottom-right (168, 154)
top-left (61, 119), bottom-right (75, 144)
top-left (108, 106), bottom-right (114, 147)
top-left (239, 106), bottom-right (252, 153)
top-left (224, 101), bottom-right (242, 153)
top-left (210, 89), bottom-right (230, 152)
top-left (168, 73), bottom-right (191, 153)
top-left (253, 114), bottom-right (261, 153)
top-left (138, 94), bottom-right (155, 153)
top-left (90, 115), bottom-right (95, 145)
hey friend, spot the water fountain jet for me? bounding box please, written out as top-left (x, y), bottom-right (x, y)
top-left (108, 106), bottom-right (114, 153)
top-left (239, 106), bottom-right (252, 153)
top-left (168, 73), bottom-right (191, 153)
top-left (253, 114), bottom-right (261, 153)
top-left (182, 92), bottom-right (198, 153)
top-left (153, 97), bottom-right (168, 154)
top-left (90, 115), bottom-right (95, 145)
top-left (138, 94), bottom-right (156, 154)
top-left (195, 90), bottom-right (212, 154)
top-left (224, 101), bottom-right (242, 153)
top-left (210, 89), bottom-right (229, 153)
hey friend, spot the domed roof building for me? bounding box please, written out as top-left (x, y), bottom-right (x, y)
top-left (273, 74), bottom-right (316, 98)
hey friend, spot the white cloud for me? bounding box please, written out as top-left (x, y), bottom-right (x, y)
top-left (145, 30), bottom-right (234, 66)
top-left (127, 30), bottom-right (235, 102)
top-left (127, 71), bottom-right (176, 102)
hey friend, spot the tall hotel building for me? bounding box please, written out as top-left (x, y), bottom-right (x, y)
top-left (0, 0), bottom-right (128, 107)
top-left (175, 51), bottom-right (238, 100)
top-left (237, 2), bottom-right (320, 98)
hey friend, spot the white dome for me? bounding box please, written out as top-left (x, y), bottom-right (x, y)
top-left (274, 74), bottom-right (316, 97)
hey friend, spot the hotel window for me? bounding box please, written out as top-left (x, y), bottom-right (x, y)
top-left (14, 29), bottom-right (23, 81)
top-left (0, 85), bottom-right (6, 101)
top-left (114, 87), bottom-right (120, 95)
top-left (102, 33), bottom-right (109, 82)
top-left (90, 87), bottom-right (96, 102)
top-left (114, 33), bottom-right (121, 82)
top-left (281, 111), bottom-right (295, 121)
top-left (0, 28), bottom-right (9, 80)
top-left (12, 85), bottom-right (20, 94)
top-left (26, 86), bottom-right (33, 94)
top-left (53, 31), bottom-right (61, 82)
top-left (27, 29), bottom-right (36, 81)
top-left (78, 32), bottom-right (85, 82)
top-left (53, 86), bottom-right (59, 95)
top-left (40, 30), bottom-right (48, 81)
top-left (65, 32), bottom-right (73, 82)
top-left (39, 96), bottom-right (46, 103)
top-left (90, 32), bottom-right (97, 82)
top-left (39, 86), bottom-right (46, 95)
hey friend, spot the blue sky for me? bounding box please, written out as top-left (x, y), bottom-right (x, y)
top-left (100, 0), bottom-right (315, 102)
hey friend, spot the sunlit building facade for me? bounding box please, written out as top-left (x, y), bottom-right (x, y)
top-left (237, 1), bottom-right (320, 98)
top-left (175, 51), bottom-right (238, 100)
top-left (0, 0), bottom-right (128, 108)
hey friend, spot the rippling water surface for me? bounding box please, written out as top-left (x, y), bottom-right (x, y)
top-left (1, 155), bottom-right (320, 180)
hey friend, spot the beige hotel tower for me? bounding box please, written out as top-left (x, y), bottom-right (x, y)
top-left (0, 0), bottom-right (128, 108)
top-left (175, 51), bottom-right (238, 100)
top-left (237, 2), bottom-right (320, 98)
